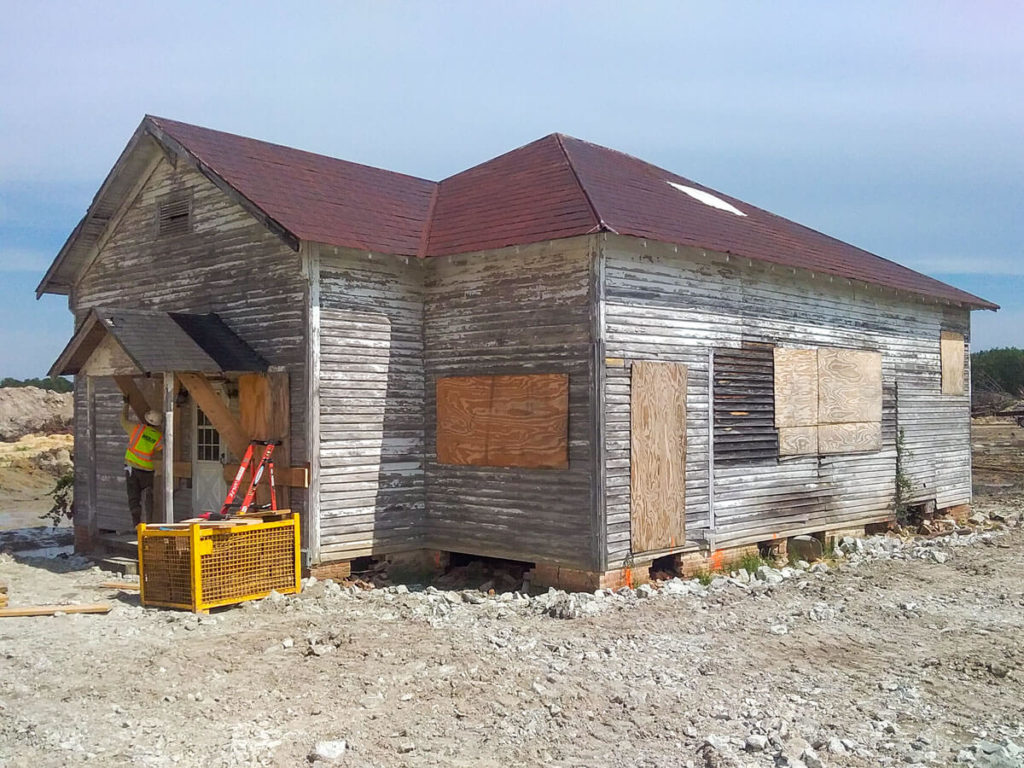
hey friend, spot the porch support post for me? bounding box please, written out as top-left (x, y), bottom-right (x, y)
top-left (162, 371), bottom-right (174, 524)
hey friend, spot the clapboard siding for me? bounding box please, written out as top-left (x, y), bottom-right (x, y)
top-left (317, 248), bottom-right (426, 558)
top-left (602, 235), bottom-right (972, 565)
top-left (423, 237), bottom-right (598, 569)
top-left (73, 158), bottom-right (307, 531)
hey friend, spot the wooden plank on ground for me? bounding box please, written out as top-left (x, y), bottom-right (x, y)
top-left (99, 581), bottom-right (140, 591)
top-left (630, 361), bottom-right (687, 554)
top-left (778, 425), bottom-right (818, 456)
top-left (941, 331), bottom-right (965, 395)
top-left (818, 422), bottom-right (883, 454)
top-left (436, 374), bottom-right (569, 469)
top-left (818, 348), bottom-right (882, 424)
top-left (773, 348), bottom-right (818, 427)
top-left (0, 603), bottom-right (111, 617)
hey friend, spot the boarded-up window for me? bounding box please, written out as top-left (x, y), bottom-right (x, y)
top-left (714, 345), bottom-right (778, 465)
top-left (774, 346), bottom-right (882, 456)
top-left (436, 374), bottom-right (569, 469)
top-left (941, 331), bottom-right (965, 395)
top-left (631, 361), bottom-right (687, 553)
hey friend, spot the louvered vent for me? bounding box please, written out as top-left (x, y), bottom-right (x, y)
top-left (713, 343), bottom-right (779, 466)
top-left (157, 197), bottom-right (191, 237)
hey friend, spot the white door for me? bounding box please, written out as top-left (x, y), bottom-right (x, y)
top-left (193, 405), bottom-right (227, 516)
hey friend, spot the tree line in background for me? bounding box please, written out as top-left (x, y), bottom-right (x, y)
top-left (0, 376), bottom-right (74, 393)
top-left (972, 348), bottom-right (1024, 396)
top-left (971, 347), bottom-right (1024, 413)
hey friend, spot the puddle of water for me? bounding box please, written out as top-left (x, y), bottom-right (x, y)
top-left (14, 545), bottom-right (75, 559)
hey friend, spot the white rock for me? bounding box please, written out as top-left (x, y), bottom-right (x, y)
top-left (309, 740), bottom-right (347, 763)
top-left (769, 624), bottom-right (789, 635)
top-left (745, 734), bottom-right (769, 752)
top-left (756, 565), bottom-right (784, 585)
top-left (661, 580), bottom-right (688, 596)
top-left (827, 737), bottom-right (846, 753)
top-left (808, 603), bottom-right (836, 622)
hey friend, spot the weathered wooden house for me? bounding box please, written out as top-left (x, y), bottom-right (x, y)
top-left (39, 116), bottom-right (996, 588)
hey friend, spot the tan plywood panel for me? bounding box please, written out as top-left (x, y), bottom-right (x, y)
top-left (773, 348), bottom-right (818, 428)
top-left (630, 361), bottom-right (687, 554)
top-left (486, 375), bottom-right (570, 468)
top-left (818, 348), bottom-right (882, 424)
top-left (941, 331), bottom-right (965, 395)
top-left (778, 426), bottom-right (818, 456)
top-left (436, 374), bottom-right (569, 469)
top-left (818, 421), bottom-right (882, 454)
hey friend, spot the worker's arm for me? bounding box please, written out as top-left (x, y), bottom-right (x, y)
top-left (120, 399), bottom-right (135, 435)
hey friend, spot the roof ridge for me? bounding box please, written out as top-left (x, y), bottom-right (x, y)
top-left (146, 115), bottom-right (437, 185)
top-left (554, 134), bottom-right (610, 235)
top-left (417, 183), bottom-right (441, 259)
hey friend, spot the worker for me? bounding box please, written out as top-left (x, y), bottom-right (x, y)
top-left (121, 397), bottom-right (164, 529)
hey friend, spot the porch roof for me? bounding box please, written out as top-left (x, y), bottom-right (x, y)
top-left (50, 307), bottom-right (268, 377)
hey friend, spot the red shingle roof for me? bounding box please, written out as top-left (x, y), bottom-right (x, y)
top-left (76, 117), bottom-right (998, 309)
top-left (150, 117), bottom-right (436, 255)
top-left (556, 135), bottom-right (996, 309)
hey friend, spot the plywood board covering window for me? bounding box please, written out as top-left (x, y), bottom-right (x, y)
top-left (436, 374), bottom-right (569, 469)
top-left (630, 361), bottom-right (687, 554)
top-left (941, 331), bottom-right (965, 395)
top-left (774, 348), bottom-right (818, 428)
top-left (774, 346), bottom-right (882, 455)
top-left (818, 348), bottom-right (882, 424)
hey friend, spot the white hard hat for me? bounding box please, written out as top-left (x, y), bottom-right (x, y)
top-left (144, 410), bottom-right (163, 427)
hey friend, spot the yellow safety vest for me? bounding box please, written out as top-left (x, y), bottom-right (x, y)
top-left (125, 424), bottom-right (163, 471)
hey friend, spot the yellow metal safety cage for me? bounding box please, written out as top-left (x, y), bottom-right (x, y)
top-left (137, 513), bottom-right (301, 613)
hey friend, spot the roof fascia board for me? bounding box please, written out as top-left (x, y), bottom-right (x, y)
top-left (72, 149), bottom-right (164, 299)
top-left (603, 233), bottom-right (997, 312)
top-left (48, 308), bottom-right (101, 376)
top-left (36, 123), bottom-right (156, 298)
top-left (47, 308), bottom-right (147, 377)
top-left (145, 117), bottom-right (301, 252)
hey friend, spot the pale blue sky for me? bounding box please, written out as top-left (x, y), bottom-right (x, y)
top-left (2, 1), bottom-right (1021, 377)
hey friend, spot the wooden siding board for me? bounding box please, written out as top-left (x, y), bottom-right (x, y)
top-left (316, 249), bottom-right (426, 560)
top-left (602, 236), bottom-right (972, 565)
top-left (72, 158), bottom-right (308, 531)
top-left (424, 239), bottom-right (596, 569)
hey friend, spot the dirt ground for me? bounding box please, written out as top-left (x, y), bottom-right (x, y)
top-left (1, 421), bottom-right (1023, 767)
top-left (0, 433), bottom-right (73, 529)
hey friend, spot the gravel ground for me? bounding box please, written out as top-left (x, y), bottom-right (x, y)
top-left (2, 499), bottom-right (1023, 768)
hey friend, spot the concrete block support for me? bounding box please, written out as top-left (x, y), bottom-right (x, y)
top-left (674, 544), bottom-right (761, 578)
top-left (309, 560), bottom-right (352, 581)
top-left (824, 526), bottom-right (867, 550)
top-left (941, 503), bottom-right (972, 523)
top-left (531, 562), bottom-right (650, 592)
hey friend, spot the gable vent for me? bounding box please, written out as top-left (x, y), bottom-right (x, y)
top-left (157, 196), bottom-right (192, 237)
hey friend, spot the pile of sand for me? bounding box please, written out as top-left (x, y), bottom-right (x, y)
top-left (0, 387), bottom-right (73, 442)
